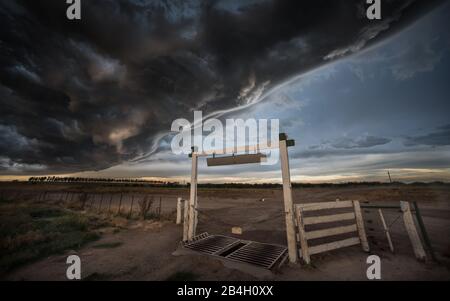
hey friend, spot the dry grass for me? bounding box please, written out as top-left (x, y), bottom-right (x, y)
top-left (0, 198), bottom-right (107, 276)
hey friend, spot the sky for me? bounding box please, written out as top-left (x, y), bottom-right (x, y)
top-left (1, 0), bottom-right (449, 183)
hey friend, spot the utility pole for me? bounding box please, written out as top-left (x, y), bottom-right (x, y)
top-left (387, 170), bottom-right (392, 183)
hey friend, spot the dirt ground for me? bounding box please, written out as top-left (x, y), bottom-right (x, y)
top-left (2, 183), bottom-right (450, 281)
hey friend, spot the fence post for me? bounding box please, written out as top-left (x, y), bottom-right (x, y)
top-left (413, 201), bottom-right (437, 262)
top-left (128, 195), bottom-right (135, 218)
top-left (187, 152), bottom-right (198, 241)
top-left (279, 135), bottom-right (298, 264)
top-left (177, 197), bottom-right (183, 224)
top-left (89, 194), bottom-right (95, 209)
top-left (400, 201), bottom-right (426, 261)
top-left (183, 199), bottom-right (189, 241)
top-left (108, 194), bottom-right (113, 213)
top-left (353, 201), bottom-right (369, 252)
top-left (98, 193), bottom-right (104, 211)
top-left (117, 193), bottom-right (123, 215)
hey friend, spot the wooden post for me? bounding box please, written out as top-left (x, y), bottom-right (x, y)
top-left (400, 201), bottom-right (426, 261)
top-left (279, 136), bottom-right (298, 263)
top-left (128, 195), bottom-right (135, 218)
top-left (413, 202), bottom-right (437, 262)
top-left (183, 199), bottom-right (189, 241)
top-left (378, 209), bottom-right (394, 253)
top-left (117, 193), bottom-right (123, 215)
top-left (98, 193), bottom-right (104, 211)
top-left (187, 152), bottom-right (198, 241)
top-left (108, 194), bottom-right (113, 213)
top-left (295, 206), bottom-right (310, 264)
top-left (176, 197), bottom-right (183, 224)
top-left (353, 201), bottom-right (370, 252)
top-left (89, 194), bottom-right (95, 209)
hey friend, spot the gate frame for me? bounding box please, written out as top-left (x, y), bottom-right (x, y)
top-left (185, 133), bottom-right (299, 263)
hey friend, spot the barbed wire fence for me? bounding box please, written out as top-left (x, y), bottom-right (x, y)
top-left (0, 189), bottom-right (175, 221)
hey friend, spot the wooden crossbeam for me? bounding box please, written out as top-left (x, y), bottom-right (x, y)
top-left (206, 153), bottom-right (266, 166)
top-left (194, 142), bottom-right (279, 158)
top-left (297, 200), bottom-right (354, 211)
top-left (303, 212), bottom-right (356, 225)
top-left (192, 135), bottom-right (295, 158)
top-left (309, 237), bottom-right (361, 255)
top-left (305, 224), bottom-right (357, 240)
top-left (378, 209), bottom-right (394, 253)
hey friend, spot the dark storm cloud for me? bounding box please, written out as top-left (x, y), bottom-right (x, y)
top-left (404, 124), bottom-right (450, 147)
top-left (0, 0), bottom-right (444, 173)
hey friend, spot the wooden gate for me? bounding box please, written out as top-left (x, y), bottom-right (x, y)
top-left (295, 200), bottom-right (370, 264)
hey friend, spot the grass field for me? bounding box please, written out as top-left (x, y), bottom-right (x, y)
top-left (0, 197), bottom-right (105, 275)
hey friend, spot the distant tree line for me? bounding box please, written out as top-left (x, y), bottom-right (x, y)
top-left (28, 176), bottom-right (179, 186)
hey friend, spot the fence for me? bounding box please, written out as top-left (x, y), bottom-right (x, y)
top-left (0, 189), bottom-right (174, 220)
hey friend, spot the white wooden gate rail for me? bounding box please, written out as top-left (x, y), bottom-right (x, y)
top-left (294, 200), bottom-right (370, 264)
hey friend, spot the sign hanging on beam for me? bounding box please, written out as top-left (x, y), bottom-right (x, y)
top-left (206, 153), bottom-right (267, 167)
